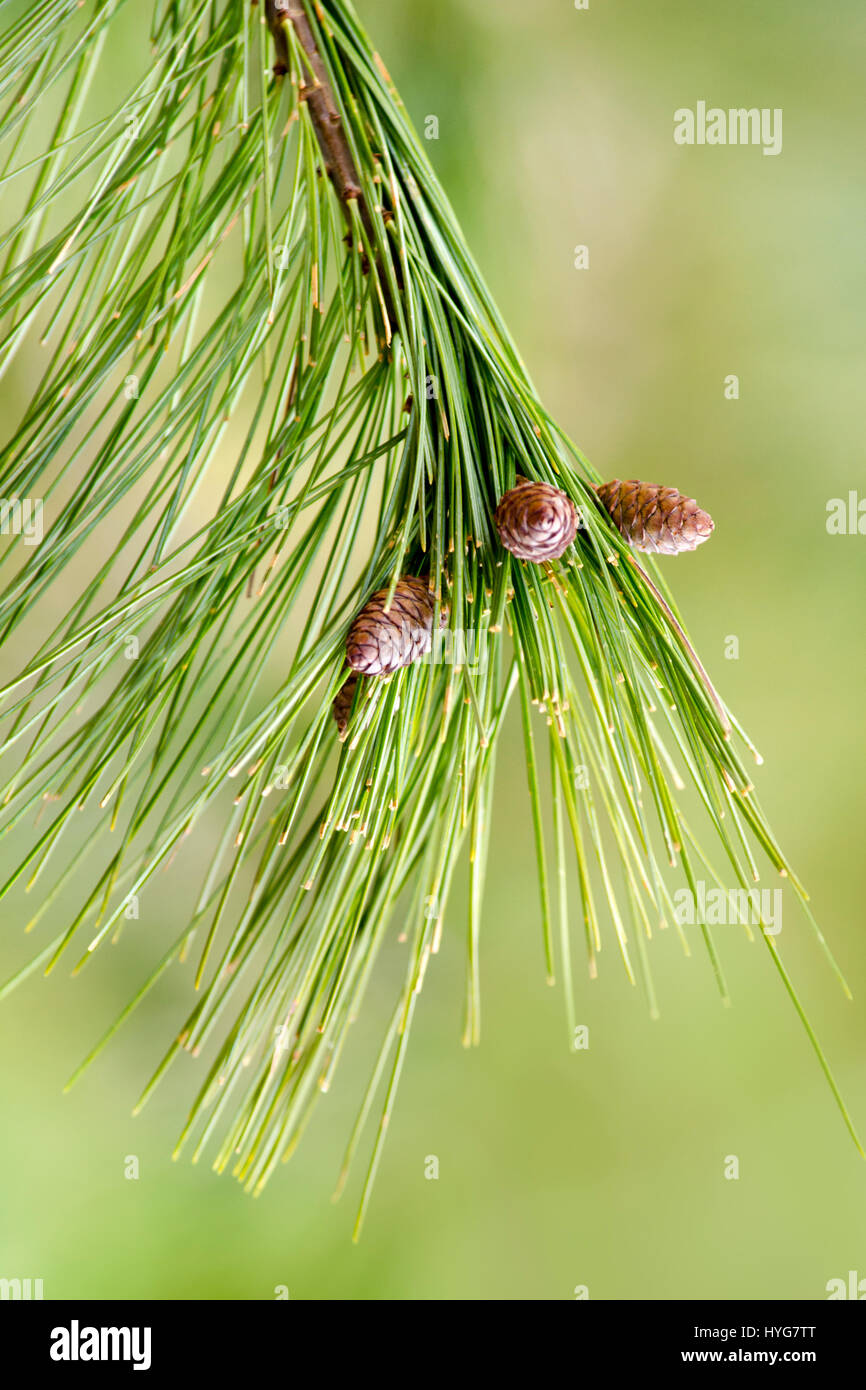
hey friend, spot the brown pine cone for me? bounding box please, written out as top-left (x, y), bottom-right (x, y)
top-left (594, 479), bottom-right (713, 555)
top-left (332, 671), bottom-right (360, 741)
top-left (345, 575), bottom-right (440, 676)
top-left (494, 478), bottom-right (578, 561)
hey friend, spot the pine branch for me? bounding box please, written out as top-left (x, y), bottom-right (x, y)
top-left (0, 0), bottom-right (860, 1235)
top-left (268, 0), bottom-right (398, 332)
top-left (271, 2), bottom-right (360, 200)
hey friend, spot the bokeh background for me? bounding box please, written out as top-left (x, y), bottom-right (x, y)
top-left (1, 0), bottom-right (865, 1299)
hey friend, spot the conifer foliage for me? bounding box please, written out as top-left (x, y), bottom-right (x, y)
top-left (0, 0), bottom-right (858, 1233)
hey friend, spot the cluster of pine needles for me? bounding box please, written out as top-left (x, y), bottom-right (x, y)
top-left (0, 0), bottom-right (859, 1235)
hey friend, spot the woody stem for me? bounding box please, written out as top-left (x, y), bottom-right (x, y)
top-left (265, 0), bottom-right (398, 334)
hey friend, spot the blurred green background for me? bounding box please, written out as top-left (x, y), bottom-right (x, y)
top-left (1, 0), bottom-right (865, 1299)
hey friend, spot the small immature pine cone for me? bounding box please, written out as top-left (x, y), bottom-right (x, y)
top-left (594, 479), bottom-right (714, 555)
top-left (494, 478), bottom-right (579, 562)
top-left (332, 671), bottom-right (360, 741)
top-left (345, 575), bottom-right (440, 677)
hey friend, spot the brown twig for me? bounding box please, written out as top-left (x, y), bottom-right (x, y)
top-left (265, 0), bottom-right (398, 336)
